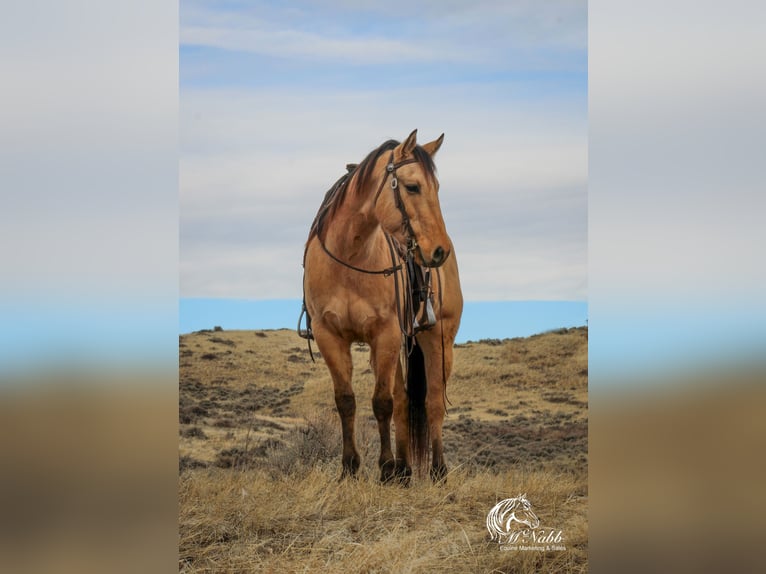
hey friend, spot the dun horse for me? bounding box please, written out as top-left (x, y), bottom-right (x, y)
top-left (300, 130), bottom-right (463, 485)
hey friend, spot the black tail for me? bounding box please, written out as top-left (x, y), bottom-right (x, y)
top-left (407, 337), bottom-right (430, 474)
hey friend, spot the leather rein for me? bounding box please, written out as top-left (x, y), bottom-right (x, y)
top-left (317, 151), bottom-right (422, 276)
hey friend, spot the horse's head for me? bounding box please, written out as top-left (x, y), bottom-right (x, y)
top-left (374, 129), bottom-right (451, 268)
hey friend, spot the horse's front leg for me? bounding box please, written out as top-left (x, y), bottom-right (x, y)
top-left (313, 325), bottom-right (359, 479)
top-left (371, 329), bottom-right (411, 485)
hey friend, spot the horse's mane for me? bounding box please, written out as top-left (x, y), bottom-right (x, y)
top-left (307, 138), bottom-right (437, 243)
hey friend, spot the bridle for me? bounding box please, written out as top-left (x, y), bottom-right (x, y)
top-left (373, 151), bottom-right (427, 267)
top-left (317, 151), bottom-right (432, 275)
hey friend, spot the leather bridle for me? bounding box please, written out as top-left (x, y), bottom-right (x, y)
top-left (318, 151), bottom-right (432, 275)
top-left (373, 151), bottom-right (428, 267)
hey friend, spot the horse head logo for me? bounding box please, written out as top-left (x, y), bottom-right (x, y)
top-left (486, 494), bottom-right (541, 542)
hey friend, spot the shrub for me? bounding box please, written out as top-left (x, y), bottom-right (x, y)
top-left (265, 412), bottom-right (341, 476)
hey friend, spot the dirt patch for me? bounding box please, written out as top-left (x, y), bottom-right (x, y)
top-left (445, 412), bottom-right (587, 473)
top-left (179, 327), bottom-right (588, 475)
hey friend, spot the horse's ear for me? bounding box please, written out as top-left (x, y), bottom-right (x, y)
top-left (401, 129), bottom-right (418, 157)
top-left (422, 133), bottom-right (444, 157)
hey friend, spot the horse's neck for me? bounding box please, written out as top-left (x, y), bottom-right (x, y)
top-left (324, 175), bottom-right (385, 260)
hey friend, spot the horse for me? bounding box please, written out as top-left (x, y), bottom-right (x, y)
top-left (486, 494), bottom-right (541, 541)
top-left (301, 129), bottom-right (463, 485)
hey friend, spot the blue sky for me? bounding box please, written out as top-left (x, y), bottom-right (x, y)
top-left (180, 1), bottom-right (587, 304)
top-left (2, 1), bottom-right (763, 386)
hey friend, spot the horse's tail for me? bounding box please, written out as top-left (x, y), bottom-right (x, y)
top-left (407, 336), bottom-right (430, 473)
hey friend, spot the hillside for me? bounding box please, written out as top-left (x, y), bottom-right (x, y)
top-left (179, 327), bottom-right (588, 573)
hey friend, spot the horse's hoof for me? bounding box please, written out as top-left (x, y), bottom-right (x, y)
top-left (379, 459), bottom-right (397, 484)
top-left (381, 460), bottom-right (412, 487)
top-left (430, 464), bottom-right (448, 485)
top-left (339, 454), bottom-right (360, 480)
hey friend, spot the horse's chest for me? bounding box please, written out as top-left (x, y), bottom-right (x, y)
top-left (346, 294), bottom-right (393, 328)
top-left (321, 288), bottom-right (395, 340)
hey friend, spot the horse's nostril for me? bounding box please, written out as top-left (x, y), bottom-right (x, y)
top-left (432, 246), bottom-right (445, 265)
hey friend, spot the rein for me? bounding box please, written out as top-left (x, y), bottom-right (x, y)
top-left (318, 236), bottom-right (401, 276)
top-left (317, 151), bottom-right (420, 275)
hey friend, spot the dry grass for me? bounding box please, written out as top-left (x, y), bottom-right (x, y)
top-left (179, 327), bottom-right (588, 573)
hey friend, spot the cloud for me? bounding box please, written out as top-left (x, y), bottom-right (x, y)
top-left (181, 0), bottom-right (586, 71)
top-left (179, 2), bottom-right (587, 301)
top-left (1, 0), bottom-right (178, 299)
top-left (590, 0), bottom-right (766, 306)
top-left (180, 84), bottom-right (586, 300)
top-left (181, 24), bottom-right (455, 66)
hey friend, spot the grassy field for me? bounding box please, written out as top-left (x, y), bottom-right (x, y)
top-left (179, 327), bottom-right (588, 573)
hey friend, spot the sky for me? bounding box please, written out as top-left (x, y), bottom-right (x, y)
top-left (1, 0), bottom-right (763, 386)
top-left (180, 0), bottom-right (588, 303)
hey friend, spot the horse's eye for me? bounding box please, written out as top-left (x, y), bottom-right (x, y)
top-left (405, 183), bottom-right (420, 195)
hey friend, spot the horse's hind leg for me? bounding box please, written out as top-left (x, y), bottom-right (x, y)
top-left (313, 326), bottom-right (359, 479)
top-left (391, 358), bottom-right (412, 484)
top-left (418, 332), bottom-right (455, 483)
